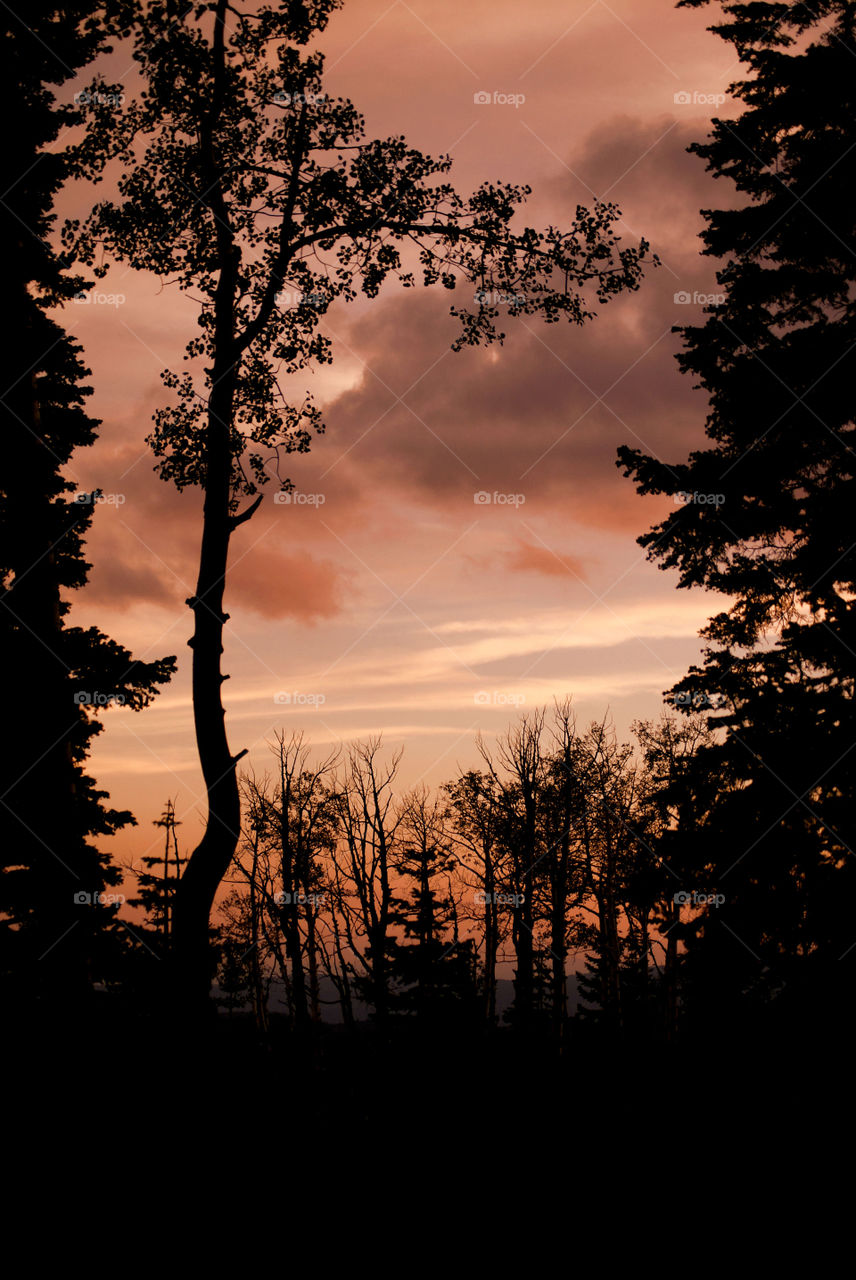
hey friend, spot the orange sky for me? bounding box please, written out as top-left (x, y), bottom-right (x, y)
top-left (57, 0), bottom-right (739, 877)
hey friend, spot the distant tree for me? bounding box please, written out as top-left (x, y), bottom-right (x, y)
top-left (269, 733), bottom-right (338, 1025)
top-left (239, 735), bottom-right (338, 1025)
top-left (0, 1), bottom-right (174, 1006)
top-left (539, 700), bottom-right (590, 1041)
top-left (213, 933), bottom-right (254, 1017)
top-left (127, 799), bottom-right (185, 952)
top-left (218, 734), bottom-right (339, 1027)
top-left (572, 719), bottom-right (645, 1032)
top-left (317, 850), bottom-right (357, 1028)
top-left (618, 0), bottom-right (856, 1010)
top-left (72, 0), bottom-right (656, 1007)
top-left (444, 770), bottom-right (509, 1023)
top-left (389, 786), bottom-right (478, 1022)
top-left (231, 784), bottom-right (273, 1030)
top-left (331, 739), bottom-right (402, 1025)
top-left (218, 780), bottom-right (280, 1023)
top-left (633, 713), bottom-right (720, 1039)
top-left (477, 711), bottom-right (550, 1029)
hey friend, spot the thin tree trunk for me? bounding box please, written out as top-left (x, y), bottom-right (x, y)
top-left (170, 0), bottom-right (249, 1010)
top-left (172, 318), bottom-right (243, 1007)
top-left (483, 859), bottom-right (498, 1023)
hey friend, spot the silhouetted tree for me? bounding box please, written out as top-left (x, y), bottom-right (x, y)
top-left (332, 739), bottom-right (401, 1025)
top-left (0, 1), bottom-right (173, 1007)
top-left (389, 786), bottom-right (478, 1021)
top-left (317, 851), bottom-right (357, 1028)
top-left (540, 700), bottom-right (590, 1040)
top-left (237, 784), bottom-right (273, 1030)
top-left (264, 735), bottom-right (336, 1024)
top-left (573, 719), bottom-right (644, 1031)
top-left (477, 711), bottom-right (550, 1028)
top-left (214, 933), bottom-right (255, 1016)
top-left (220, 736), bottom-right (338, 1027)
top-left (444, 770), bottom-right (509, 1024)
top-left (219, 779), bottom-right (281, 1022)
top-left (618, 0), bottom-right (856, 1012)
top-left (127, 799), bottom-right (185, 952)
top-left (633, 713), bottom-right (720, 1039)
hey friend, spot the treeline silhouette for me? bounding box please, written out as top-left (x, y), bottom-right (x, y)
top-left (214, 710), bottom-right (706, 1040)
top-left (114, 699), bottom-right (835, 1047)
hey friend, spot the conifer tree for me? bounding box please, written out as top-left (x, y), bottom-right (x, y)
top-left (389, 788), bottom-right (478, 1022)
top-left (618, 0), bottom-right (856, 1007)
top-left (127, 800), bottom-right (186, 954)
top-left (1, 2), bottom-right (174, 1004)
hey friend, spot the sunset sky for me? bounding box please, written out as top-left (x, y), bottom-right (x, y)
top-left (59, 0), bottom-right (740, 872)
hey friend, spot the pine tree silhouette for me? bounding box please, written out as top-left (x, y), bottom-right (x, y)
top-left (0, 3), bottom-right (174, 1009)
top-left (618, 0), bottom-right (856, 1017)
top-left (127, 801), bottom-right (186, 957)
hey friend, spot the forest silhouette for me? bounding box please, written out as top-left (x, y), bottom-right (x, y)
top-left (3, 0), bottom-right (856, 1127)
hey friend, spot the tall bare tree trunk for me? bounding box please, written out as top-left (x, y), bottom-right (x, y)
top-left (170, 0), bottom-right (250, 1010)
top-left (172, 248), bottom-right (244, 1008)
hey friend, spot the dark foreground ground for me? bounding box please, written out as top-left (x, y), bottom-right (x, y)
top-left (3, 1013), bottom-right (852, 1237)
top-left (4, 992), bottom-right (853, 1144)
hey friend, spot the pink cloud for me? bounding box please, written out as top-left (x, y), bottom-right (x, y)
top-left (506, 540), bottom-right (587, 580)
